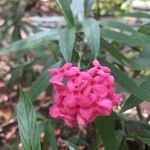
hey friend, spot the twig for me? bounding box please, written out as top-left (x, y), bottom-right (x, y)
top-left (136, 105), bottom-right (144, 120)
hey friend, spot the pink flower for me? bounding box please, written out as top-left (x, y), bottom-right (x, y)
top-left (48, 60), bottom-right (122, 127)
top-left (48, 63), bottom-right (79, 85)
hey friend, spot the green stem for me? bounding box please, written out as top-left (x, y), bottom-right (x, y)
top-left (78, 51), bottom-right (83, 67)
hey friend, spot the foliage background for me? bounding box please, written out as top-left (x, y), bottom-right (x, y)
top-left (0, 0), bottom-right (150, 150)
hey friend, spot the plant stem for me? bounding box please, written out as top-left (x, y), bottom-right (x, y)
top-left (136, 105), bottom-right (144, 120)
top-left (78, 51), bottom-right (83, 67)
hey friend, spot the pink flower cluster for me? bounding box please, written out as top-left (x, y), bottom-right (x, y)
top-left (48, 60), bottom-right (122, 127)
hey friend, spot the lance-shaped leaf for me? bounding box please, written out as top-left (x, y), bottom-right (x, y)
top-left (28, 61), bottom-right (62, 102)
top-left (0, 29), bottom-right (60, 55)
top-left (101, 29), bottom-right (150, 47)
top-left (101, 29), bottom-right (138, 46)
top-left (99, 19), bottom-right (137, 34)
top-left (96, 113), bottom-right (116, 150)
top-left (83, 18), bottom-right (100, 58)
top-left (101, 39), bottom-right (140, 70)
top-left (59, 27), bottom-right (76, 62)
top-left (139, 23), bottom-right (150, 35)
top-left (71, 0), bottom-right (84, 22)
top-left (123, 12), bottom-right (150, 19)
top-left (17, 90), bottom-right (41, 150)
top-left (56, 0), bottom-right (74, 25)
top-left (84, 0), bottom-right (95, 15)
top-left (121, 77), bottom-right (150, 112)
top-left (124, 118), bottom-right (150, 146)
top-left (134, 57), bottom-right (150, 69)
top-left (43, 121), bottom-right (57, 150)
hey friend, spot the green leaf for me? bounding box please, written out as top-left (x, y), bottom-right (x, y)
top-left (28, 61), bottom-right (62, 102)
top-left (124, 119), bottom-right (150, 131)
top-left (12, 25), bottom-right (21, 41)
top-left (88, 137), bottom-right (103, 150)
top-left (83, 18), bottom-right (100, 58)
top-left (134, 46), bottom-right (150, 68)
top-left (115, 113), bottom-right (150, 146)
top-left (17, 90), bottom-right (41, 150)
top-left (121, 96), bottom-right (140, 113)
top-left (59, 27), bottom-right (76, 62)
top-left (134, 57), bottom-right (150, 69)
top-left (139, 23), bottom-right (150, 35)
top-left (116, 113), bottom-right (150, 131)
top-left (65, 141), bottom-right (78, 150)
top-left (43, 121), bottom-right (57, 150)
top-left (100, 19), bottom-right (137, 34)
top-left (124, 119), bottom-right (150, 145)
top-left (8, 66), bottom-right (23, 85)
top-left (101, 39), bottom-right (140, 70)
top-left (116, 130), bottom-right (125, 150)
top-left (101, 29), bottom-right (138, 47)
top-left (8, 60), bottom-right (36, 85)
top-left (56, 0), bottom-right (74, 25)
top-left (101, 29), bottom-right (150, 47)
top-left (123, 12), bottom-right (150, 19)
top-left (71, 0), bottom-right (84, 22)
top-left (84, 0), bottom-right (95, 15)
top-left (96, 113), bottom-right (116, 150)
top-left (98, 57), bottom-right (150, 100)
top-left (121, 77), bottom-right (150, 112)
top-left (134, 32), bottom-right (150, 46)
top-left (0, 30), bottom-right (59, 55)
top-left (138, 137), bottom-right (150, 146)
top-left (140, 47), bottom-right (150, 58)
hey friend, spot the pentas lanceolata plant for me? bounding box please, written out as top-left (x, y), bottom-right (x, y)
top-left (48, 60), bottom-right (122, 127)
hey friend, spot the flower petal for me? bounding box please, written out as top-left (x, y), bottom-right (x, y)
top-left (83, 86), bottom-right (92, 97)
top-left (112, 94), bottom-right (122, 105)
top-left (67, 80), bottom-right (76, 91)
top-left (101, 66), bottom-right (111, 73)
top-left (92, 60), bottom-right (101, 67)
top-left (65, 107), bottom-right (77, 116)
top-left (93, 84), bottom-right (108, 97)
top-left (98, 99), bottom-right (113, 116)
top-left (49, 106), bottom-right (60, 118)
top-left (87, 67), bottom-right (97, 75)
top-left (77, 115), bottom-right (86, 127)
top-left (49, 75), bottom-right (63, 85)
top-left (64, 119), bottom-right (73, 127)
top-left (63, 96), bottom-right (77, 108)
top-left (80, 72), bottom-right (91, 80)
top-left (97, 70), bottom-right (109, 77)
top-left (64, 67), bottom-right (80, 77)
top-left (54, 94), bottom-right (63, 105)
top-left (62, 63), bottom-right (72, 70)
top-left (108, 75), bottom-right (115, 84)
top-left (79, 108), bottom-right (92, 121)
top-left (78, 95), bottom-right (93, 108)
top-left (48, 68), bottom-right (59, 74)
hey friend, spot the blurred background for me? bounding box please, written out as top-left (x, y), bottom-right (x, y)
top-left (0, 0), bottom-right (150, 149)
